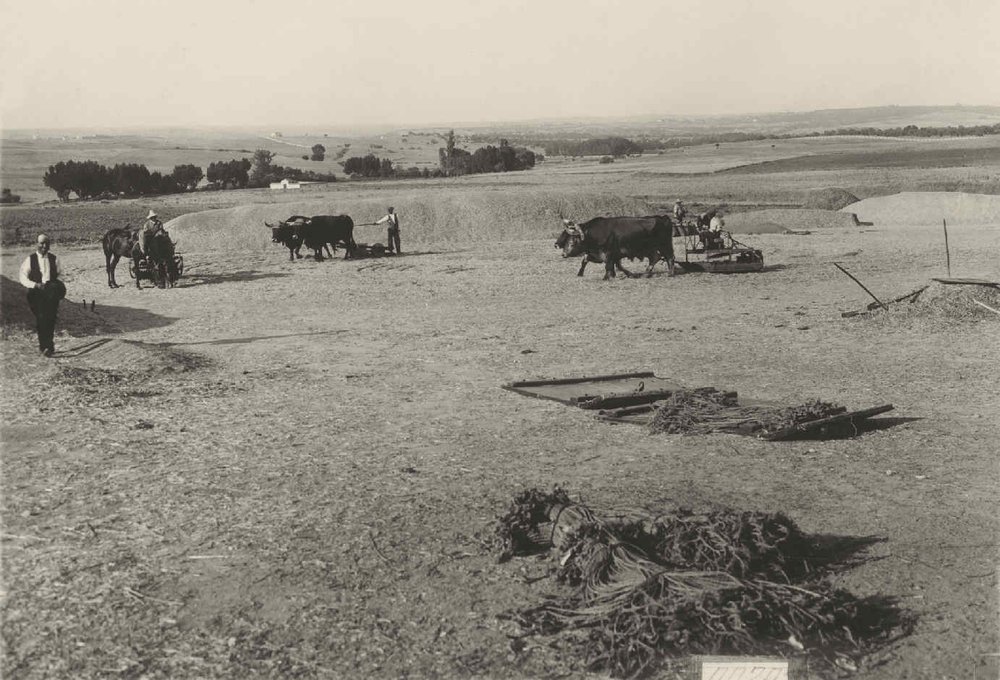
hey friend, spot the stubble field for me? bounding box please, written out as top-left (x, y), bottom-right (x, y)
top-left (2, 134), bottom-right (1000, 679)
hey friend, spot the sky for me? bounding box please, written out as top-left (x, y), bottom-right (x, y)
top-left (2, 0), bottom-right (999, 130)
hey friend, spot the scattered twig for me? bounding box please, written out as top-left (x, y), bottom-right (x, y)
top-left (973, 299), bottom-right (1000, 316)
top-left (369, 532), bottom-right (394, 564)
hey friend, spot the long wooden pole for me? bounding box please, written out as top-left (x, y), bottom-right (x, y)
top-left (942, 219), bottom-right (951, 277)
top-left (973, 299), bottom-right (1000, 316)
top-left (833, 262), bottom-right (888, 310)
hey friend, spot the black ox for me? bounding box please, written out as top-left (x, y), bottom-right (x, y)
top-left (265, 214), bottom-right (356, 261)
top-left (555, 216), bottom-right (675, 280)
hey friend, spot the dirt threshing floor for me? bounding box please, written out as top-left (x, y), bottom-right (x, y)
top-left (1, 219), bottom-right (998, 679)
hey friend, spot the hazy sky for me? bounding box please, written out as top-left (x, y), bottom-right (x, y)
top-left (2, 0), bottom-right (999, 130)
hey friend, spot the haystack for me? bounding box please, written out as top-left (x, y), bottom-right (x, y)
top-left (165, 190), bottom-right (653, 253)
top-left (802, 187), bottom-right (859, 211)
top-left (842, 192), bottom-right (1000, 226)
top-left (494, 489), bottom-right (910, 678)
top-left (724, 209), bottom-right (858, 234)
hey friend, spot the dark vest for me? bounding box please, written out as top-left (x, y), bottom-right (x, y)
top-left (28, 253), bottom-right (59, 284)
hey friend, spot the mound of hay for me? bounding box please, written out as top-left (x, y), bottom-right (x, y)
top-left (858, 281), bottom-right (1000, 321)
top-left (647, 389), bottom-right (845, 437)
top-left (495, 489), bottom-right (911, 678)
top-left (166, 190), bottom-right (653, 253)
top-left (842, 192), bottom-right (1000, 226)
top-left (803, 187), bottom-right (859, 211)
top-left (725, 209), bottom-right (858, 233)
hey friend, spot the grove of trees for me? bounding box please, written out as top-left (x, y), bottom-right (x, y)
top-left (41, 149), bottom-right (338, 199)
top-left (42, 160), bottom-right (199, 200)
top-left (437, 131), bottom-right (535, 176)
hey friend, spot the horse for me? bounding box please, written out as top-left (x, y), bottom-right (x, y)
top-left (132, 231), bottom-right (180, 289)
top-left (102, 227), bottom-right (138, 288)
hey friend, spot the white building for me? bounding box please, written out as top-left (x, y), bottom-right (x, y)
top-left (269, 179), bottom-right (301, 190)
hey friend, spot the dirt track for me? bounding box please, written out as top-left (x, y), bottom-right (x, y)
top-left (2, 219), bottom-right (999, 678)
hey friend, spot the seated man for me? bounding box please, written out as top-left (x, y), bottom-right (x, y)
top-left (138, 210), bottom-right (165, 260)
top-left (699, 213), bottom-right (727, 250)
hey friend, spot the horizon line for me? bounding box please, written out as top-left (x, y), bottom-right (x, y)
top-left (4, 103), bottom-right (1000, 135)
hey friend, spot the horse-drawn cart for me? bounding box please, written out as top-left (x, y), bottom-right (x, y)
top-left (130, 254), bottom-right (184, 287)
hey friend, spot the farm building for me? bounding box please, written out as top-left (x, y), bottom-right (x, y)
top-left (269, 179), bottom-right (301, 190)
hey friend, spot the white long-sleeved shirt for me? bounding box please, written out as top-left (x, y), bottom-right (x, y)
top-left (375, 213), bottom-right (399, 228)
top-left (19, 251), bottom-right (60, 289)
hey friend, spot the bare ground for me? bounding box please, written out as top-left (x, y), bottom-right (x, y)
top-left (2, 219), bottom-right (998, 679)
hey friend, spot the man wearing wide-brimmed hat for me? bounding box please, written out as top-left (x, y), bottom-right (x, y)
top-left (18, 233), bottom-right (66, 357)
top-left (138, 209), bottom-right (164, 258)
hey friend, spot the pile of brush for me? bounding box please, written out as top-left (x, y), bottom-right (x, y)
top-left (494, 488), bottom-right (910, 678)
top-left (648, 390), bottom-right (845, 437)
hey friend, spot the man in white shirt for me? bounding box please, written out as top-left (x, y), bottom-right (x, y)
top-left (375, 207), bottom-right (401, 255)
top-left (18, 234), bottom-right (66, 356)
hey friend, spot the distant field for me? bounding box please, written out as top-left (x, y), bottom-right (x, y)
top-left (721, 144), bottom-right (1000, 174)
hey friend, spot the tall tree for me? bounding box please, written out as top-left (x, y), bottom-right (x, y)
top-left (250, 149), bottom-right (276, 185)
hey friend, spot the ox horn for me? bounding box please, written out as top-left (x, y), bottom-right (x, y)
top-left (264, 220), bottom-right (275, 228)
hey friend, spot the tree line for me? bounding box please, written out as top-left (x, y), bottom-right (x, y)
top-left (41, 149), bottom-right (338, 200)
top-left (42, 161), bottom-right (205, 200)
top-left (340, 130), bottom-right (537, 179)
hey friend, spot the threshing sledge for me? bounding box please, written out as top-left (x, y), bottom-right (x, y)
top-left (675, 223), bottom-right (764, 273)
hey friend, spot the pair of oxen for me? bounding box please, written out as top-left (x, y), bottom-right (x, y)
top-left (555, 215), bottom-right (679, 280)
top-left (265, 215), bottom-right (356, 261)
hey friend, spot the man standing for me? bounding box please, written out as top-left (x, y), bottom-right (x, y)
top-left (18, 234), bottom-right (66, 357)
top-left (375, 206), bottom-right (401, 255)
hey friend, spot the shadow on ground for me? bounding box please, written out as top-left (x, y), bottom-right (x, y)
top-left (159, 329), bottom-right (348, 347)
top-left (1, 275), bottom-right (178, 338)
top-left (781, 416), bottom-right (922, 440)
top-left (181, 270), bottom-right (292, 287)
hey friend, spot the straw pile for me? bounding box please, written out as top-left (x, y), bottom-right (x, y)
top-left (166, 189), bottom-right (652, 253)
top-left (854, 282), bottom-right (1000, 322)
top-left (803, 188), bottom-right (859, 211)
top-left (724, 209), bottom-right (857, 234)
top-left (647, 390), bottom-right (844, 437)
top-left (494, 489), bottom-right (910, 678)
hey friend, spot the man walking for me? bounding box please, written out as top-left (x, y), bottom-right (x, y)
top-left (18, 234), bottom-right (66, 357)
top-left (375, 206), bottom-right (401, 255)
